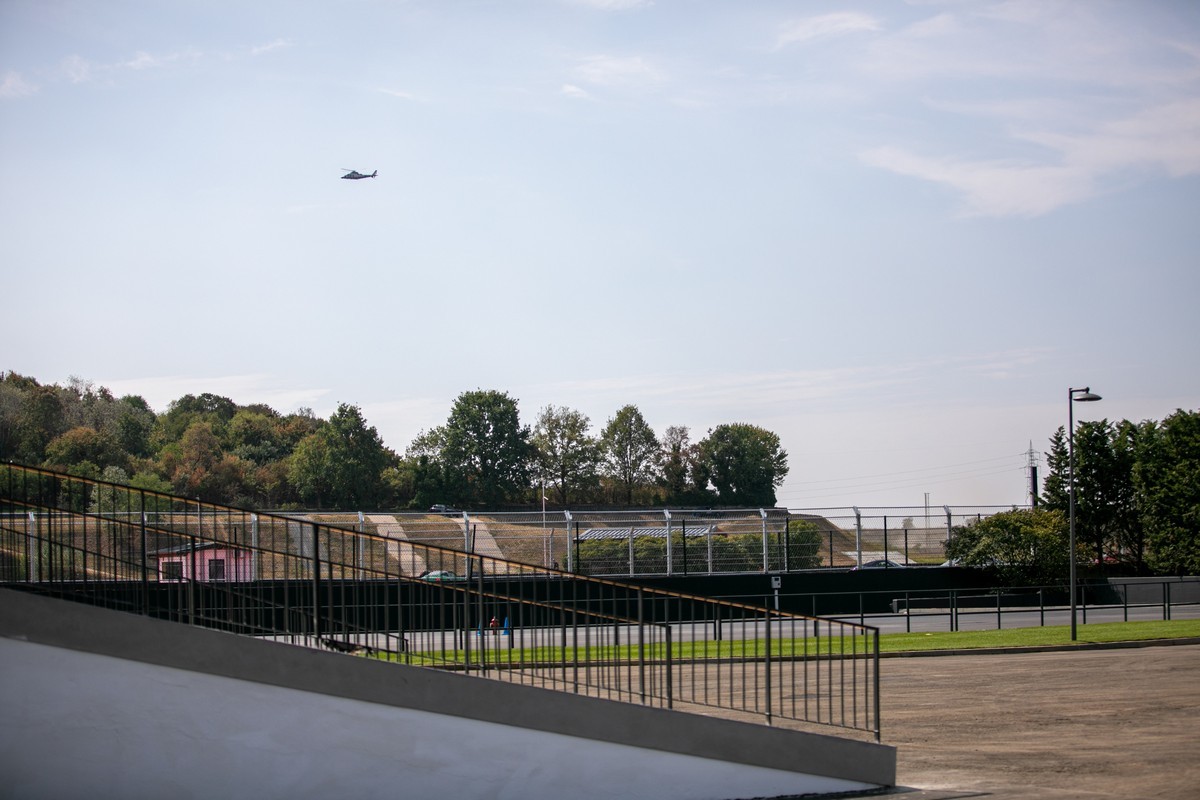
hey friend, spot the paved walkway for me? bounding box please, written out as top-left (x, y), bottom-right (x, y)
top-left (874, 642), bottom-right (1200, 799)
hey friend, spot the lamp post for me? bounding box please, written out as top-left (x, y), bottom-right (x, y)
top-left (1068, 386), bottom-right (1102, 641)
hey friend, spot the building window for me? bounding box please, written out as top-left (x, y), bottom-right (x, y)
top-left (162, 561), bottom-right (183, 581)
top-left (208, 558), bottom-right (226, 580)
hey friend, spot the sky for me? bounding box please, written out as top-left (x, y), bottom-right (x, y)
top-left (2, 0), bottom-right (1198, 511)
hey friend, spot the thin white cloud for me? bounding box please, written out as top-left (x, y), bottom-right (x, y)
top-left (61, 55), bottom-right (93, 84)
top-left (560, 83), bottom-right (591, 99)
top-left (0, 71), bottom-right (37, 99)
top-left (861, 95), bottom-right (1200, 217)
top-left (775, 12), bottom-right (882, 50)
top-left (845, 2), bottom-right (1200, 217)
top-left (574, 54), bottom-right (666, 88)
top-left (251, 39), bottom-right (293, 56)
top-left (860, 146), bottom-right (1092, 217)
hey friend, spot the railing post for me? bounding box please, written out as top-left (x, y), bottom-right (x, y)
top-left (140, 492), bottom-right (149, 615)
top-left (873, 628), bottom-right (881, 742)
top-left (764, 603), bottom-right (773, 726)
top-left (665, 625), bottom-right (674, 710)
top-left (637, 588), bottom-right (646, 704)
top-left (311, 522), bottom-right (322, 642)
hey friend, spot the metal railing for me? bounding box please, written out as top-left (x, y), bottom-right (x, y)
top-left (0, 464), bottom-right (881, 740)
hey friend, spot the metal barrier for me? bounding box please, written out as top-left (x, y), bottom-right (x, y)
top-left (0, 464), bottom-right (881, 740)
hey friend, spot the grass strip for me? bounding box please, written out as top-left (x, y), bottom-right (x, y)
top-left (379, 618), bottom-right (1200, 665)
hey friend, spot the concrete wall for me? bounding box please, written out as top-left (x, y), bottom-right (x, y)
top-left (0, 588), bottom-right (894, 799)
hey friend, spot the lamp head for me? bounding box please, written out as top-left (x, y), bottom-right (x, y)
top-left (1073, 389), bottom-right (1102, 402)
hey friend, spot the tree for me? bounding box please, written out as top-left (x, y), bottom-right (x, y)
top-left (1041, 427), bottom-right (1070, 511)
top-left (43, 427), bottom-right (127, 474)
top-left (698, 423), bottom-right (789, 507)
top-left (16, 384), bottom-right (67, 463)
top-left (152, 393), bottom-right (237, 449)
top-left (946, 508), bottom-right (1071, 586)
top-left (436, 390), bottom-right (532, 508)
top-left (599, 405), bottom-right (659, 506)
top-left (659, 425), bottom-right (707, 504)
top-left (321, 403), bottom-right (394, 508)
top-left (1136, 409), bottom-right (1200, 575)
top-left (289, 433), bottom-right (333, 508)
top-left (532, 405), bottom-right (600, 506)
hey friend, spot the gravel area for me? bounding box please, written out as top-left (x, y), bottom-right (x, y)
top-left (876, 643), bottom-right (1200, 799)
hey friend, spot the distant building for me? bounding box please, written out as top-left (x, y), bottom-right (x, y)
top-left (154, 542), bottom-right (253, 582)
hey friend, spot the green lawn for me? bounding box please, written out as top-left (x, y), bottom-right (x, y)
top-left (382, 619), bottom-right (1200, 666)
top-left (877, 618), bottom-right (1200, 653)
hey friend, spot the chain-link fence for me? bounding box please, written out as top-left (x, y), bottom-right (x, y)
top-left (283, 504), bottom-right (1024, 578)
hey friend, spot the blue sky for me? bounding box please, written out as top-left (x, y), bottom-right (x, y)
top-left (3, 1), bottom-right (1197, 509)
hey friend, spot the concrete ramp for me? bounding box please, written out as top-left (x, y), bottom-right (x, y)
top-left (0, 589), bottom-right (895, 799)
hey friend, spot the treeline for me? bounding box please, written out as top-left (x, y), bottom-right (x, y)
top-left (949, 410), bottom-right (1200, 577)
top-left (0, 373), bottom-right (788, 511)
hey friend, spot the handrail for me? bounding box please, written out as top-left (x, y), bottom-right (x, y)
top-left (0, 463), bottom-right (882, 740)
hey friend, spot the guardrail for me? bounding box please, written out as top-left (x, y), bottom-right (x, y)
top-left (0, 463), bottom-right (881, 740)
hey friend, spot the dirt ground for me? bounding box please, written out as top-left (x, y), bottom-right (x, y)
top-left (877, 643), bottom-right (1200, 799)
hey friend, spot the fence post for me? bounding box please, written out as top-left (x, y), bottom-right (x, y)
top-left (628, 526), bottom-right (634, 578)
top-left (853, 507), bottom-right (862, 568)
top-left (760, 508), bottom-right (769, 573)
top-left (664, 509), bottom-right (673, 576)
top-left (564, 511), bottom-right (574, 573)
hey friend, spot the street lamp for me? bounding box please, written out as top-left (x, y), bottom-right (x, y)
top-left (1068, 386), bottom-right (1102, 641)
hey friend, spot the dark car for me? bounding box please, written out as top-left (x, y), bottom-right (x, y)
top-left (429, 504), bottom-right (459, 515)
top-left (853, 559), bottom-right (907, 570)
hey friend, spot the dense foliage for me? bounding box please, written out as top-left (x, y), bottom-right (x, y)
top-left (0, 372), bottom-right (791, 513)
top-left (949, 410), bottom-right (1200, 579)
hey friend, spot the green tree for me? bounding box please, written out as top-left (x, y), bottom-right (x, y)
top-left (659, 425), bottom-right (708, 504)
top-left (1136, 409), bottom-right (1200, 575)
top-left (43, 427), bottom-right (127, 474)
top-left (289, 433), bottom-right (333, 508)
top-left (599, 405), bottom-right (659, 506)
top-left (227, 408), bottom-right (288, 465)
top-left (16, 384), bottom-right (67, 463)
top-left (1041, 427), bottom-right (1070, 511)
top-left (320, 403), bottom-right (394, 508)
top-left (436, 390), bottom-right (532, 508)
top-left (945, 508), bottom-right (1072, 585)
top-left (152, 393), bottom-right (237, 449)
top-left (698, 423), bottom-right (789, 507)
top-left (114, 395), bottom-right (156, 459)
top-left (532, 405), bottom-right (600, 506)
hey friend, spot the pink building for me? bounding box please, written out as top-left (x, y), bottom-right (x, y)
top-left (155, 542), bottom-right (253, 583)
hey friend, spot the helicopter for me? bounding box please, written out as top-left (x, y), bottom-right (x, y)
top-left (341, 169), bottom-right (378, 180)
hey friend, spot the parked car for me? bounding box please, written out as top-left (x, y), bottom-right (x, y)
top-left (853, 559), bottom-right (907, 570)
top-left (421, 570), bottom-right (462, 582)
top-left (429, 504), bottom-right (459, 515)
